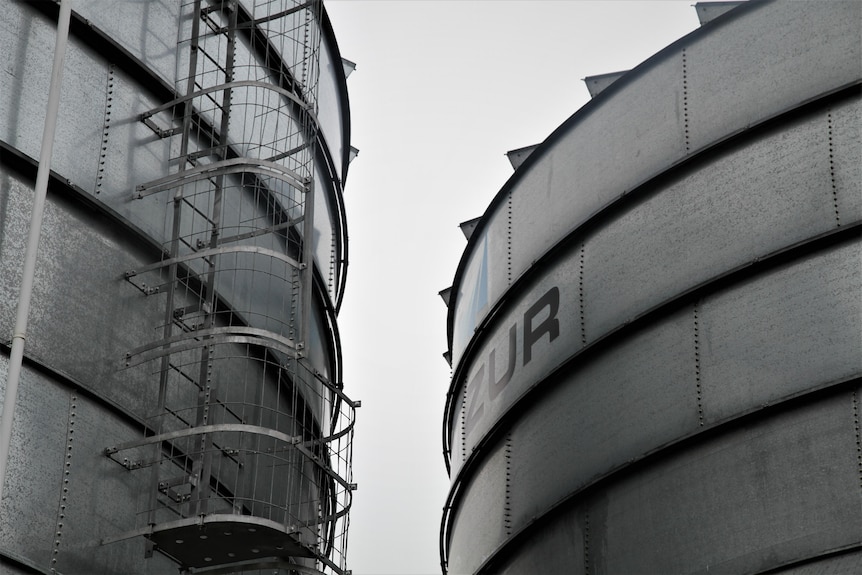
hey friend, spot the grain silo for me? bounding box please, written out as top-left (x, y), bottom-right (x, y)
top-left (0, 1), bottom-right (356, 573)
top-left (440, 1), bottom-right (861, 573)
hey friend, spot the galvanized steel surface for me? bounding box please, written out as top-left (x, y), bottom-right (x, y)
top-left (442, 1), bottom-right (862, 573)
top-left (447, 99), bottom-right (862, 479)
top-left (482, 391), bottom-right (862, 575)
top-left (0, 357), bottom-right (178, 574)
top-left (1, 1), bottom-right (349, 307)
top-left (0, 1), bottom-right (354, 573)
top-left (448, 0), bottom-right (862, 368)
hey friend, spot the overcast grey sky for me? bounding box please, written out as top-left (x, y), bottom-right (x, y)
top-left (324, 2), bottom-right (703, 573)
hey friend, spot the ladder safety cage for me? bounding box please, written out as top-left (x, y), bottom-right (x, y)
top-left (103, 1), bottom-right (354, 573)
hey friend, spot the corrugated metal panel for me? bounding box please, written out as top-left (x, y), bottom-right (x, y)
top-left (0, 171), bottom-right (163, 416)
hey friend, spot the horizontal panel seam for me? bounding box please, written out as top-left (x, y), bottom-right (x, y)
top-left (442, 88), bottom-right (862, 461)
top-left (470, 375), bottom-right (862, 574)
top-left (444, 218), bottom-right (862, 463)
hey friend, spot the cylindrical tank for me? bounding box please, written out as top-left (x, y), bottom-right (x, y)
top-left (0, 1), bottom-right (354, 574)
top-left (441, 1), bottom-right (861, 573)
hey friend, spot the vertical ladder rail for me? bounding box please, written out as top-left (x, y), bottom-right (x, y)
top-left (146, 0), bottom-right (205, 529)
top-left (189, 0), bottom-right (238, 520)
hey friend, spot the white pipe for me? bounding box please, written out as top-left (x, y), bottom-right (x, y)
top-left (0, 0), bottom-right (73, 503)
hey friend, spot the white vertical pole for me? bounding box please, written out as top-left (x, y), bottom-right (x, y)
top-left (0, 0), bottom-right (73, 504)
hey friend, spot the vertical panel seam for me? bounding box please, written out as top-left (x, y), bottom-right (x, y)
top-left (507, 191), bottom-right (512, 285)
top-left (504, 433), bottom-right (512, 537)
top-left (95, 64), bottom-right (115, 195)
top-left (694, 301), bottom-right (704, 426)
top-left (682, 48), bottom-right (690, 154)
top-left (827, 111), bottom-right (841, 227)
top-left (51, 391), bottom-right (77, 572)
top-left (852, 389), bottom-right (861, 493)
top-left (461, 385), bottom-right (467, 463)
top-left (584, 510), bottom-right (591, 575)
top-left (579, 242), bottom-right (586, 346)
top-left (329, 233), bottom-right (336, 298)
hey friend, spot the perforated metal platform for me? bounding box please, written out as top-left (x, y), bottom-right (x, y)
top-left (148, 516), bottom-right (314, 568)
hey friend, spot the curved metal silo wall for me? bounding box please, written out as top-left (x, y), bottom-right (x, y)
top-left (0, 1), bottom-right (355, 573)
top-left (441, 1), bottom-right (862, 573)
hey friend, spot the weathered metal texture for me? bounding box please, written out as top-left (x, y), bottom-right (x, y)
top-left (765, 550), bottom-right (862, 575)
top-left (0, 1), bottom-right (354, 573)
top-left (0, 3), bottom-right (104, 191)
top-left (0, 158), bottom-right (341, 574)
top-left (0, 359), bottom-right (177, 574)
top-left (67, 0), bottom-right (180, 86)
top-left (0, 169), bottom-right (185, 416)
top-left (448, 386), bottom-right (862, 574)
top-left (504, 51), bottom-right (683, 319)
top-left (581, 105), bottom-right (841, 341)
top-left (599, 392), bottom-right (861, 574)
top-left (449, 265), bottom-right (581, 479)
top-left (446, 441), bottom-right (508, 575)
top-left (831, 97), bottom-right (862, 224)
top-left (492, 508), bottom-right (585, 575)
top-left (69, 0), bottom-right (348, 186)
top-left (447, 97), bottom-right (862, 479)
top-left (449, 0), bottom-right (862, 368)
top-left (443, 2), bottom-right (862, 573)
top-left (445, 199), bottom-right (862, 573)
top-left (52, 391), bottom-right (179, 573)
top-left (486, 391), bottom-right (862, 575)
top-left (506, 309), bottom-right (699, 528)
top-left (1, 36), bottom-right (341, 376)
top-left (0, 357), bottom-right (69, 568)
top-left (698, 241), bottom-right (862, 424)
top-left (92, 66), bottom-right (176, 233)
top-left (684, 1), bottom-right (861, 154)
top-left (446, 241), bottom-right (862, 569)
top-left (0, 1), bottom-right (348, 312)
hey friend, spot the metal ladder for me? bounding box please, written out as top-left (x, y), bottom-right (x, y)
top-left (102, 2), bottom-right (354, 573)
